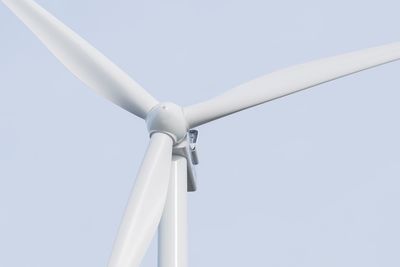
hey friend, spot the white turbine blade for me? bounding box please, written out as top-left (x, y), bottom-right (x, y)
top-left (2, 0), bottom-right (158, 119)
top-left (108, 133), bottom-right (173, 267)
top-left (184, 42), bottom-right (400, 127)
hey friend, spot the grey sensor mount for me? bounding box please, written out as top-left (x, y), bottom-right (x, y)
top-left (172, 129), bottom-right (199, 192)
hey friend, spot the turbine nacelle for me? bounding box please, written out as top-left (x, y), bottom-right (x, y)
top-left (146, 102), bottom-right (189, 143)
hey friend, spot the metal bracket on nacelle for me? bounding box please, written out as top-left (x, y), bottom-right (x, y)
top-left (173, 129), bottom-right (199, 192)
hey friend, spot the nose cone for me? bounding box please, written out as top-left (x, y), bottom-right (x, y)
top-left (146, 102), bottom-right (189, 143)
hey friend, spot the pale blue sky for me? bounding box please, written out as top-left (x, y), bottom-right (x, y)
top-left (1, 0), bottom-right (400, 266)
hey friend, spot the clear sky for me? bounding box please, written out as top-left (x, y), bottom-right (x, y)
top-left (1, 0), bottom-right (400, 266)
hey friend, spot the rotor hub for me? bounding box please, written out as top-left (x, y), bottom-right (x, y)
top-left (146, 102), bottom-right (188, 143)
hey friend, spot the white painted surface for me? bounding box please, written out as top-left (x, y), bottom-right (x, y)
top-left (108, 133), bottom-right (173, 267)
top-left (158, 156), bottom-right (188, 267)
top-left (1, 0), bottom-right (400, 266)
top-left (2, 0), bottom-right (158, 118)
top-left (184, 42), bottom-right (400, 127)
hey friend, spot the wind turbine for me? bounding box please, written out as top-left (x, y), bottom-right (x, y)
top-left (2, 0), bottom-right (400, 267)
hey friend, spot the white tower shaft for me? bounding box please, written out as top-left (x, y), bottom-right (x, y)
top-left (158, 156), bottom-right (188, 267)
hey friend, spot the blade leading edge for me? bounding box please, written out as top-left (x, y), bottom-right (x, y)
top-left (184, 42), bottom-right (400, 127)
top-left (108, 133), bottom-right (173, 267)
top-left (2, 0), bottom-right (158, 119)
